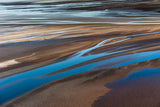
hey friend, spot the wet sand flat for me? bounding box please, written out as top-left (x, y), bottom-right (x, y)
top-left (0, 24), bottom-right (160, 78)
top-left (0, 23), bottom-right (160, 107)
top-left (1, 1), bottom-right (160, 107)
top-left (2, 56), bottom-right (160, 107)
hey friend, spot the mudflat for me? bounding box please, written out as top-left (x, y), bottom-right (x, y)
top-left (1, 1), bottom-right (160, 107)
top-left (0, 23), bottom-right (160, 107)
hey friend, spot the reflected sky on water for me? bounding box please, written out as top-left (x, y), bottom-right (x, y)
top-left (0, 0), bottom-right (160, 24)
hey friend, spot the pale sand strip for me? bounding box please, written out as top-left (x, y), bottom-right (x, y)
top-left (0, 60), bottom-right (19, 69)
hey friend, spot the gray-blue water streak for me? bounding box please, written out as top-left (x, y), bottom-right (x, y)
top-left (1, 49), bottom-right (160, 104)
top-left (92, 50), bottom-right (160, 70)
top-left (0, 37), bottom-right (125, 104)
top-left (0, 0), bottom-right (160, 24)
top-left (1, 31), bottom-right (160, 104)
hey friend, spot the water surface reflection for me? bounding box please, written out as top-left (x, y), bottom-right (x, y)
top-left (93, 67), bottom-right (160, 107)
top-left (0, 0), bottom-right (160, 24)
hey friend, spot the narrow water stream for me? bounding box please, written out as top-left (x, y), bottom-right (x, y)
top-left (0, 0), bottom-right (160, 106)
top-left (0, 31), bottom-right (160, 104)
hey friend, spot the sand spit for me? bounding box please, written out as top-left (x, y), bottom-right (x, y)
top-left (0, 0), bottom-right (160, 106)
top-left (0, 60), bottom-right (19, 69)
top-left (2, 58), bottom-right (160, 107)
top-left (0, 23), bottom-right (160, 107)
top-left (0, 24), bottom-right (160, 78)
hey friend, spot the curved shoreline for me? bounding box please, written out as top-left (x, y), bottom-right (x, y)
top-left (0, 24), bottom-right (160, 106)
top-left (2, 58), bottom-right (160, 107)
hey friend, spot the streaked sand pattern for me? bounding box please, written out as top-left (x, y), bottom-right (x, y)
top-left (0, 23), bottom-right (160, 107)
top-left (0, 0), bottom-right (160, 107)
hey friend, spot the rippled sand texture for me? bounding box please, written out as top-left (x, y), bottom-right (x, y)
top-left (0, 24), bottom-right (160, 107)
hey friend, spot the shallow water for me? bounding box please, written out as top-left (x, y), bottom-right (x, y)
top-left (0, 0), bottom-right (160, 24)
top-left (93, 67), bottom-right (160, 107)
top-left (0, 30), bottom-right (160, 104)
top-left (0, 0), bottom-right (160, 106)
